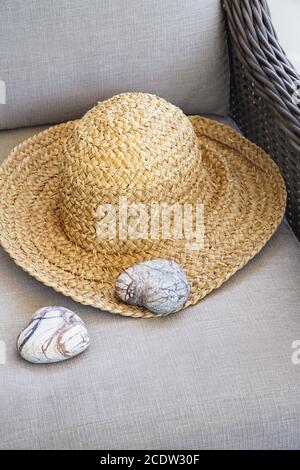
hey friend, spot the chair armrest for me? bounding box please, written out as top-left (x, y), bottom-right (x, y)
top-left (223, 0), bottom-right (300, 241)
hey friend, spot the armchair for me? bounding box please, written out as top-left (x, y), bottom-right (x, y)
top-left (0, 0), bottom-right (299, 450)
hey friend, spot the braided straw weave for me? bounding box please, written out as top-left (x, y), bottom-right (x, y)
top-left (0, 93), bottom-right (286, 318)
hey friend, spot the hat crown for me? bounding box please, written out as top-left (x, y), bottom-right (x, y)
top-left (60, 93), bottom-right (201, 253)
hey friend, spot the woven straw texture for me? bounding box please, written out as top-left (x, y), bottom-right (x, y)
top-left (0, 93), bottom-right (286, 318)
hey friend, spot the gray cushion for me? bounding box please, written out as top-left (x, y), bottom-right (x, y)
top-left (1, 120), bottom-right (300, 450)
top-left (0, 0), bottom-right (229, 130)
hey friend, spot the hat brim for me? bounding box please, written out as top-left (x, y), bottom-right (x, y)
top-left (0, 116), bottom-right (286, 318)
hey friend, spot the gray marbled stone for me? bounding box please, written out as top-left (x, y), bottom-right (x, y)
top-left (17, 306), bottom-right (89, 364)
top-left (115, 259), bottom-right (190, 315)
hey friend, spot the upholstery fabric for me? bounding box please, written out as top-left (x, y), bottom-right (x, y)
top-left (0, 0), bottom-right (229, 130)
top-left (0, 120), bottom-right (300, 450)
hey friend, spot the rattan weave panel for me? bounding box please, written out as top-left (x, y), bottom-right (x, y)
top-left (223, 0), bottom-right (300, 240)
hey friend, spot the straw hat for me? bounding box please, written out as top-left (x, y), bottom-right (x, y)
top-left (0, 93), bottom-right (286, 318)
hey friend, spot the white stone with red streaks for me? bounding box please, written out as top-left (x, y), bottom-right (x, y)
top-left (17, 306), bottom-right (89, 364)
